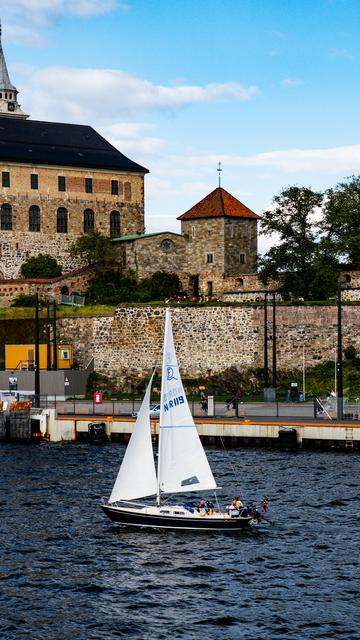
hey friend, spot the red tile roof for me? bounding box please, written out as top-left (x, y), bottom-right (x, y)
top-left (177, 187), bottom-right (259, 221)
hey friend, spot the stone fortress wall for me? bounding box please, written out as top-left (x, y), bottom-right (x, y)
top-left (57, 305), bottom-right (360, 382)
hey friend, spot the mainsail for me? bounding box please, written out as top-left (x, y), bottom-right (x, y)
top-left (158, 309), bottom-right (217, 495)
top-left (109, 372), bottom-right (157, 502)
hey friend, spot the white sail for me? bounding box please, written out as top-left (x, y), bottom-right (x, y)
top-left (158, 309), bottom-right (217, 495)
top-left (109, 372), bottom-right (157, 502)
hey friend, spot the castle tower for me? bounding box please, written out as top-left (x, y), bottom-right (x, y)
top-left (177, 186), bottom-right (259, 297)
top-left (0, 23), bottom-right (29, 119)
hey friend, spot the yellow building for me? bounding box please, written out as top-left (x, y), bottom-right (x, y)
top-left (5, 344), bottom-right (73, 370)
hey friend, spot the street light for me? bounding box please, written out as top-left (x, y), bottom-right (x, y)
top-left (34, 292), bottom-right (40, 408)
top-left (337, 282), bottom-right (343, 420)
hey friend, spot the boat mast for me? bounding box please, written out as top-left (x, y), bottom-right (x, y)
top-left (156, 307), bottom-right (169, 507)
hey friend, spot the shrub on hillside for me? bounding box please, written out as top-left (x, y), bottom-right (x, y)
top-left (21, 254), bottom-right (62, 279)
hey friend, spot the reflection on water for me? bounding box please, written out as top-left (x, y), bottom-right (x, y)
top-left (0, 443), bottom-right (359, 639)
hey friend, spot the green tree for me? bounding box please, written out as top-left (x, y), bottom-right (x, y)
top-left (21, 254), bottom-right (62, 278)
top-left (69, 230), bottom-right (113, 273)
top-left (138, 271), bottom-right (181, 301)
top-left (87, 270), bottom-right (138, 304)
top-left (258, 186), bottom-right (337, 300)
top-left (323, 175), bottom-right (360, 267)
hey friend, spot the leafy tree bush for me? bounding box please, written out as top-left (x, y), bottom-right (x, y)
top-left (86, 270), bottom-right (138, 304)
top-left (86, 269), bottom-right (181, 304)
top-left (137, 271), bottom-right (181, 302)
top-left (21, 254), bottom-right (62, 278)
top-left (69, 230), bottom-right (113, 273)
top-left (11, 294), bottom-right (49, 307)
top-left (258, 186), bottom-right (338, 300)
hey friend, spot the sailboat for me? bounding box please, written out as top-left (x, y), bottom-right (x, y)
top-left (101, 309), bottom-right (263, 531)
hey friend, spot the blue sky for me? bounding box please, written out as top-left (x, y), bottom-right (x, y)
top-left (2, 0), bottom-right (360, 252)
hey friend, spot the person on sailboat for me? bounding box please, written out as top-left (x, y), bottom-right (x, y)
top-left (232, 496), bottom-right (243, 510)
top-left (205, 500), bottom-right (215, 515)
top-left (197, 499), bottom-right (207, 515)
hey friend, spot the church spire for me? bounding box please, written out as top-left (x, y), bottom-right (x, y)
top-left (0, 20), bottom-right (29, 119)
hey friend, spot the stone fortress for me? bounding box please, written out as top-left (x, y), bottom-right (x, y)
top-left (0, 28), bottom-right (261, 302)
top-left (2, 26), bottom-right (360, 379)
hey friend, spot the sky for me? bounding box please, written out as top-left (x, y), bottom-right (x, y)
top-left (1, 0), bottom-right (360, 253)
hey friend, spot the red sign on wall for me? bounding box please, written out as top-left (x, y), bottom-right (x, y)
top-left (93, 390), bottom-right (103, 404)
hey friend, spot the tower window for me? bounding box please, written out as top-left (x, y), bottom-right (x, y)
top-left (207, 253), bottom-right (214, 264)
top-left (1, 204), bottom-right (12, 230)
top-left (30, 174), bottom-right (39, 190)
top-left (111, 180), bottom-right (119, 195)
top-left (29, 206), bottom-right (41, 232)
top-left (58, 176), bottom-right (66, 192)
top-left (2, 172), bottom-right (10, 188)
top-left (85, 178), bottom-right (93, 193)
top-left (239, 253), bottom-right (246, 264)
top-left (191, 226), bottom-right (196, 239)
top-left (110, 210), bottom-right (120, 237)
top-left (83, 209), bottom-right (94, 234)
top-left (57, 207), bottom-right (68, 233)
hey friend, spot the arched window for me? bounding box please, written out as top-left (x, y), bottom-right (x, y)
top-left (1, 204), bottom-right (12, 230)
top-left (83, 209), bottom-right (94, 234)
top-left (57, 207), bottom-right (68, 233)
top-left (110, 210), bottom-right (120, 237)
top-left (29, 205), bottom-right (40, 232)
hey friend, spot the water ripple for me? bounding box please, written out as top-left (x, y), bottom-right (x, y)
top-left (0, 443), bottom-right (359, 639)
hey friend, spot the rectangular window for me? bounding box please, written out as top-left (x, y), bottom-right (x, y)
top-left (111, 179), bottom-right (119, 195)
top-left (30, 174), bottom-right (38, 190)
top-left (58, 176), bottom-right (66, 192)
top-left (85, 178), bottom-right (93, 193)
top-left (2, 171), bottom-right (10, 188)
top-left (191, 226), bottom-right (196, 239)
top-left (239, 253), bottom-right (246, 264)
top-left (207, 253), bottom-right (214, 264)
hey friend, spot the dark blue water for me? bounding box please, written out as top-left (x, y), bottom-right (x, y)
top-left (0, 443), bottom-right (359, 640)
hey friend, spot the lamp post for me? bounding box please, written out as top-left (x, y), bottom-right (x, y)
top-left (264, 292), bottom-right (269, 389)
top-left (53, 300), bottom-right (58, 370)
top-left (272, 292), bottom-right (277, 391)
top-left (337, 282), bottom-right (343, 420)
top-left (46, 301), bottom-right (52, 370)
top-left (34, 292), bottom-right (40, 408)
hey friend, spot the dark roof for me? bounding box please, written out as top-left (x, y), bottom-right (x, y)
top-left (177, 187), bottom-right (259, 220)
top-left (0, 118), bottom-right (149, 173)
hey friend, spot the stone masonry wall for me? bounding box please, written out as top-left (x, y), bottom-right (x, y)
top-left (56, 305), bottom-right (360, 383)
top-left (0, 163), bottom-right (145, 278)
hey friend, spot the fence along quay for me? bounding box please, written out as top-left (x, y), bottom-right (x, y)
top-left (1, 397), bottom-right (359, 450)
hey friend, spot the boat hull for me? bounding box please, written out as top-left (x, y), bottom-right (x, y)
top-left (101, 504), bottom-right (255, 531)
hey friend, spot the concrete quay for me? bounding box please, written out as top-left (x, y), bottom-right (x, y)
top-left (45, 411), bottom-right (360, 451)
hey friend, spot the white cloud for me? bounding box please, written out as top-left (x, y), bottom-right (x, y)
top-left (149, 144), bottom-right (360, 175)
top-left (21, 66), bottom-right (259, 122)
top-left (99, 123), bottom-right (165, 156)
top-left (281, 78), bottom-right (304, 88)
top-left (1, 0), bottom-right (124, 45)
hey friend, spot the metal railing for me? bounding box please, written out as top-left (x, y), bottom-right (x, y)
top-left (29, 395), bottom-right (344, 421)
top-left (60, 294), bottom-right (85, 307)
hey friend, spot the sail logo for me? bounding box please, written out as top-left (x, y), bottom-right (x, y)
top-left (166, 365), bottom-right (177, 381)
top-left (164, 395), bottom-right (184, 412)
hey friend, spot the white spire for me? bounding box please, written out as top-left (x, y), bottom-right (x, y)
top-left (0, 20), bottom-right (29, 119)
